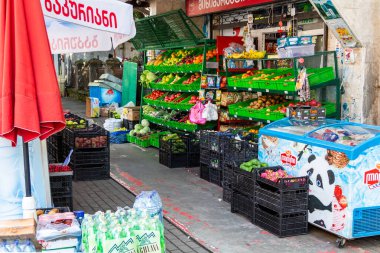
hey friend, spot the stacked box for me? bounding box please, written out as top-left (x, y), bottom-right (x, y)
top-left (254, 166), bottom-right (309, 237)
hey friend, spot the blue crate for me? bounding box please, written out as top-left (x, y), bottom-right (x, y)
top-left (110, 130), bottom-right (129, 144)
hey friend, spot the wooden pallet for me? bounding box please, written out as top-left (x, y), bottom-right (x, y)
top-left (0, 218), bottom-right (36, 239)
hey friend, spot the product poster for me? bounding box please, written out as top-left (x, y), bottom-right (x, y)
top-left (326, 19), bottom-right (359, 48)
top-left (309, 0), bottom-right (360, 48)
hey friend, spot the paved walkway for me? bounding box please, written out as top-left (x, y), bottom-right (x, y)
top-left (64, 97), bottom-right (380, 253)
top-left (73, 180), bottom-right (210, 253)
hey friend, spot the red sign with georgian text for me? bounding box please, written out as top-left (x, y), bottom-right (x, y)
top-left (186, 0), bottom-right (274, 17)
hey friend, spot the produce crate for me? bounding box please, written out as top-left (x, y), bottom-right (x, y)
top-left (231, 191), bottom-right (254, 222)
top-left (47, 144), bottom-right (61, 163)
top-left (63, 125), bottom-right (109, 150)
top-left (223, 187), bottom-right (233, 203)
top-left (209, 167), bottom-right (222, 187)
top-left (255, 167), bottom-right (308, 192)
top-left (159, 150), bottom-right (187, 168)
top-left (255, 166), bottom-right (309, 214)
top-left (159, 135), bottom-right (187, 154)
top-left (150, 131), bottom-right (171, 148)
top-left (228, 100), bottom-right (252, 116)
top-left (127, 120), bottom-right (140, 131)
top-left (199, 130), bottom-right (233, 153)
top-left (308, 66), bottom-right (335, 86)
top-left (136, 137), bottom-right (151, 148)
top-left (71, 163), bottom-right (110, 181)
top-left (64, 113), bottom-right (88, 129)
top-left (187, 153), bottom-right (200, 167)
top-left (127, 134), bottom-right (137, 144)
top-left (49, 171), bottom-right (73, 197)
top-left (233, 165), bottom-right (256, 197)
top-left (52, 194), bottom-right (73, 211)
top-left (254, 204), bottom-right (308, 237)
top-left (200, 163), bottom-right (210, 181)
top-left (222, 138), bottom-right (258, 163)
top-left (63, 146), bottom-right (110, 167)
top-left (200, 149), bottom-right (210, 166)
top-left (110, 130), bottom-right (128, 144)
top-left (222, 162), bottom-right (234, 188)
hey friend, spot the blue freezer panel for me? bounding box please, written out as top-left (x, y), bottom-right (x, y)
top-left (353, 206), bottom-right (380, 238)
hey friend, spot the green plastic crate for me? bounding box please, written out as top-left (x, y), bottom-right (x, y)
top-left (228, 100), bottom-right (254, 115)
top-left (136, 137), bottom-right (151, 148)
top-left (309, 67), bottom-right (335, 86)
top-left (127, 135), bottom-right (137, 143)
top-left (150, 131), bottom-right (171, 148)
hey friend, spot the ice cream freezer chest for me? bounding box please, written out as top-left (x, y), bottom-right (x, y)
top-left (258, 118), bottom-right (380, 240)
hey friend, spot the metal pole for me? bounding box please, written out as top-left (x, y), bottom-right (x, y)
top-left (23, 141), bottom-right (32, 197)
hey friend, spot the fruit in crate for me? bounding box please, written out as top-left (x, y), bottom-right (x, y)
top-left (146, 91), bottom-right (165, 100)
top-left (174, 97), bottom-right (186, 103)
top-left (248, 95), bottom-right (288, 109)
top-left (164, 93), bottom-right (181, 102)
top-left (241, 70), bottom-right (254, 79)
top-left (270, 73), bottom-right (292, 81)
top-left (252, 73), bottom-right (273, 80)
top-left (260, 168), bottom-right (291, 182)
top-left (159, 74), bottom-right (174, 84)
top-left (206, 49), bottom-right (217, 60)
top-left (275, 105), bottom-right (287, 114)
top-left (288, 99), bottom-right (322, 107)
top-left (189, 96), bottom-right (198, 104)
top-left (170, 74), bottom-right (182, 84)
top-left (229, 50), bottom-right (266, 59)
top-left (183, 73), bottom-right (201, 85)
top-left (240, 159), bottom-right (268, 172)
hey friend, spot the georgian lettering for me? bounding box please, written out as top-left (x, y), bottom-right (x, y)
top-left (43, 0), bottom-right (118, 29)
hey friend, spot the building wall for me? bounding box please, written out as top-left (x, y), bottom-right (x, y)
top-left (329, 0), bottom-right (380, 124)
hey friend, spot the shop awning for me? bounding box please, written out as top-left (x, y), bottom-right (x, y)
top-left (131, 9), bottom-right (205, 51)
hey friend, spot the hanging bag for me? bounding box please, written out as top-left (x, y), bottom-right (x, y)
top-left (189, 101), bottom-right (207, 124)
top-left (202, 101), bottom-right (218, 121)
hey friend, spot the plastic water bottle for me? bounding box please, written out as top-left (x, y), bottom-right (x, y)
top-left (11, 240), bottom-right (22, 252)
top-left (133, 191), bottom-right (163, 224)
top-left (22, 240), bottom-right (36, 252)
top-left (0, 240), bottom-right (8, 252)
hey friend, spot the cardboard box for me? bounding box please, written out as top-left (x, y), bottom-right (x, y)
top-left (0, 218), bottom-right (35, 239)
top-left (86, 97), bottom-right (100, 118)
top-left (40, 237), bottom-right (78, 252)
top-left (124, 107), bottom-right (140, 121)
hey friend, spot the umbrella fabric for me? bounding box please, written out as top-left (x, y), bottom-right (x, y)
top-left (0, 0), bottom-right (65, 146)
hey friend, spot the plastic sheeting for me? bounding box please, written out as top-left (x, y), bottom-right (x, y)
top-left (0, 137), bottom-right (49, 220)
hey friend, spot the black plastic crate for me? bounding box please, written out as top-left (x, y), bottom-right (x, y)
top-left (209, 167), bottom-right (222, 187)
top-left (64, 113), bottom-right (88, 129)
top-left (63, 145), bottom-right (110, 166)
top-left (222, 162), bottom-right (234, 188)
top-left (199, 131), bottom-right (233, 153)
top-left (254, 204), bottom-right (308, 237)
top-left (159, 150), bottom-right (187, 168)
top-left (186, 134), bottom-right (200, 154)
top-left (223, 187), bottom-right (233, 203)
top-left (209, 152), bottom-right (223, 170)
top-left (222, 138), bottom-right (258, 162)
top-left (159, 135), bottom-right (187, 154)
top-left (233, 165), bottom-right (256, 197)
top-left (199, 131), bottom-right (210, 150)
top-left (187, 153), bottom-right (200, 167)
top-left (127, 120), bottom-right (140, 131)
top-left (255, 184), bottom-right (308, 214)
top-left (255, 166), bottom-right (308, 192)
top-left (200, 163), bottom-right (209, 181)
top-left (52, 194), bottom-right (73, 211)
top-left (49, 171), bottom-right (73, 196)
top-left (231, 191), bottom-right (254, 222)
top-left (72, 164), bottom-right (110, 181)
top-left (63, 125), bottom-right (109, 150)
top-left (200, 149), bottom-right (210, 166)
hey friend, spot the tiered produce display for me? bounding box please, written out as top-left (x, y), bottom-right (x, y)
top-left (141, 45), bottom-right (218, 132)
top-left (226, 52), bottom-right (340, 123)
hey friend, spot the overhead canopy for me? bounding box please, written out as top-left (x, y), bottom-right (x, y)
top-left (131, 9), bottom-right (205, 51)
top-left (40, 0), bottom-right (136, 54)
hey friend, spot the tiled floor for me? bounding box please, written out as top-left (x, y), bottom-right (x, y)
top-left (73, 180), bottom-right (210, 253)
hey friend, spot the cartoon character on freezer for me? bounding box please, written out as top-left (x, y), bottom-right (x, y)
top-left (299, 152), bottom-right (348, 233)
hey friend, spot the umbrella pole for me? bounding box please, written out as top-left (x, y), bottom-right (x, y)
top-left (22, 142), bottom-right (32, 197)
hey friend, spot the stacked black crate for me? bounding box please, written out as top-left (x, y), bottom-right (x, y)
top-left (186, 133), bottom-right (200, 168)
top-left (49, 170), bottom-right (73, 210)
top-left (199, 131), bottom-right (211, 181)
top-left (254, 166), bottom-right (309, 237)
top-left (229, 138), bottom-right (259, 221)
top-left (62, 125), bottom-right (110, 181)
top-left (159, 134), bottom-right (188, 168)
top-left (47, 132), bottom-right (63, 163)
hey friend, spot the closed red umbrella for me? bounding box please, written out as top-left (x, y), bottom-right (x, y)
top-left (0, 0), bottom-right (65, 205)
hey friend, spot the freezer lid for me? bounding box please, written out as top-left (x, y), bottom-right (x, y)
top-left (259, 118), bottom-right (380, 160)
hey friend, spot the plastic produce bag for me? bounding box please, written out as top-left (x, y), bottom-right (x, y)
top-left (133, 190), bottom-right (163, 223)
top-left (36, 213), bottom-right (81, 241)
top-left (189, 101), bottom-right (206, 125)
top-left (202, 101), bottom-right (218, 121)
